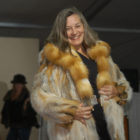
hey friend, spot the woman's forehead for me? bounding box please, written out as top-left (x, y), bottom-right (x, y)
top-left (66, 14), bottom-right (82, 26)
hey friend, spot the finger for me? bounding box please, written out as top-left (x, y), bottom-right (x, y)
top-left (81, 106), bottom-right (92, 111)
top-left (105, 94), bottom-right (115, 100)
top-left (83, 114), bottom-right (92, 119)
top-left (99, 90), bottom-right (110, 95)
top-left (76, 110), bottom-right (92, 117)
top-left (100, 87), bottom-right (111, 92)
top-left (76, 109), bottom-right (89, 115)
top-left (104, 85), bottom-right (115, 92)
top-left (74, 113), bottom-right (84, 120)
top-left (77, 109), bottom-right (93, 117)
top-left (76, 110), bottom-right (84, 116)
top-left (83, 111), bottom-right (92, 116)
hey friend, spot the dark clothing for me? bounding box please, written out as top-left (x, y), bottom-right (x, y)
top-left (78, 53), bottom-right (111, 140)
top-left (1, 88), bottom-right (38, 128)
top-left (6, 127), bottom-right (31, 140)
top-left (1, 87), bottom-right (39, 140)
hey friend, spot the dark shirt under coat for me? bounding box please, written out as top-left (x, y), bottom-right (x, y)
top-left (78, 52), bottom-right (111, 140)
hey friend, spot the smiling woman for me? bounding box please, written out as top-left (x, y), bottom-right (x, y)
top-left (66, 14), bottom-right (84, 48)
top-left (31, 7), bottom-right (132, 140)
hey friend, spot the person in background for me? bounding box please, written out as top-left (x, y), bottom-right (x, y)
top-left (31, 7), bottom-right (132, 140)
top-left (1, 74), bottom-right (39, 140)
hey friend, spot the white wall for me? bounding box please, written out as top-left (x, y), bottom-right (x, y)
top-left (128, 92), bottom-right (140, 140)
top-left (0, 37), bottom-right (39, 140)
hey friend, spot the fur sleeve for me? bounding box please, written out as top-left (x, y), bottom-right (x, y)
top-left (109, 57), bottom-right (133, 104)
top-left (31, 66), bottom-right (80, 124)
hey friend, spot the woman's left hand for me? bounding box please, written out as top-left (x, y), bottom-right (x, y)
top-left (98, 85), bottom-right (119, 100)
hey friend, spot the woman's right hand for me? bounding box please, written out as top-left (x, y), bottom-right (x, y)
top-left (74, 103), bottom-right (93, 125)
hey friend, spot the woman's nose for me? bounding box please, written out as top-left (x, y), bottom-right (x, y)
top-left (71, 27), bottom-right (77, 35)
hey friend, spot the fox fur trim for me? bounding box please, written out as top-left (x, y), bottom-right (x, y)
top-left (87, 41), bottom-right (112, 89)
top-left (43, 43), bottom-right (93, 100)
top-left (42, 41), bottom-right (112, 101)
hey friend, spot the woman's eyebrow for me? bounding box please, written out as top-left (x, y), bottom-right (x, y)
top-left (66, 23), bottom-right (81, 27)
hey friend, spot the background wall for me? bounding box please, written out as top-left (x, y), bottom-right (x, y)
top-left (0, 37), bottom-right (39, 140)
top-left (128, 92), bottom-right (140, 140)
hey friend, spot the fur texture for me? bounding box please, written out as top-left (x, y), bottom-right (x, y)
top-left (43, 43), bottom-right (93, 100)
top-left (35, 41), bottom-right (132, 140)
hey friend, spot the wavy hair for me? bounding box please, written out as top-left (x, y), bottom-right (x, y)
top-left (46, 7), bottom-right (99, 51)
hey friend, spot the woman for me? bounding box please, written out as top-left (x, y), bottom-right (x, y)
top-left (31, 7), bottom-right (132, 140)
top-left (1, 74), bottom-right (39, 140)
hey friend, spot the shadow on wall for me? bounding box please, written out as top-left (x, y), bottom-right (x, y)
top-left (0, 81), bottom-right (9, 140)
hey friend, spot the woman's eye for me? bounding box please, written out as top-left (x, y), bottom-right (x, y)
top-left (66, 27), bottom-right (71, 31)
top-left (75, 25), bottom-right (81, 28)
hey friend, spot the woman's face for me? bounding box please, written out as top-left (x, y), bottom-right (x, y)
top-left (14, 83), bottom-right (24, 92)
top-left (66, 14), bottom-right (84, 47)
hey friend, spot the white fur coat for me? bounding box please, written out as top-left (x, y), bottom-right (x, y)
top-left (31, 41), bottom-right (132, 140)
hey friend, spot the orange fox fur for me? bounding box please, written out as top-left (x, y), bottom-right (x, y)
top-left (42, 41), bottom-right (123, 102)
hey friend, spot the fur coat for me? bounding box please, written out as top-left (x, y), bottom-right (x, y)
top-left (31, 41), bottom-right (132, 140)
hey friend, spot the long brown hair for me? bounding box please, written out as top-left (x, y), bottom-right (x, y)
top-left (46, 7), bottom-right (99, 51)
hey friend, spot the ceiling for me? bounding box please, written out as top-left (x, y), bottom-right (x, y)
top-left (0, 0), bottom-right (140, 86)
top-left (0, 0), bottom-right (139, 28)
top-left (0, 0), bottom-right (95, 26)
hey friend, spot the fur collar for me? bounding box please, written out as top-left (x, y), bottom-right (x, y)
top-left (41, 41), bottom-right (112, 101)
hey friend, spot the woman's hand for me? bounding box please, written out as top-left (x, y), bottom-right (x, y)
top-left (99, 85), bottom-right (119, 100)
top-left (23, 98), bottom-right (30, 110)
top-left (74, 103), bottom-right (93, 125)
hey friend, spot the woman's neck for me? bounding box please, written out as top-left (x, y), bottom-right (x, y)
top-left (75, 45), bottom-right (89, 59)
